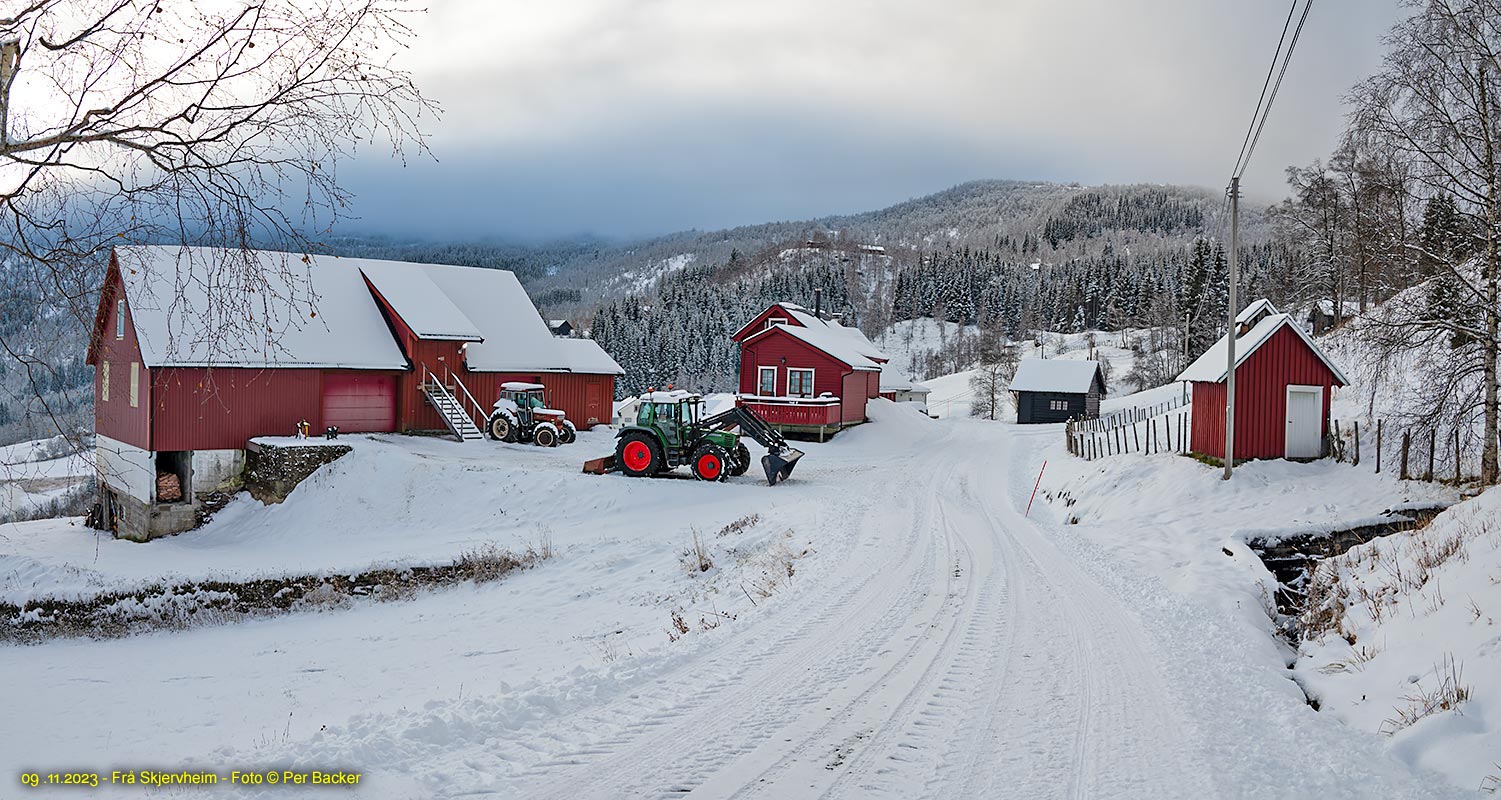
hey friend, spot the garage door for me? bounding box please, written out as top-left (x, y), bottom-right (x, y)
top-left (322, 374), bottom-right (397, 432)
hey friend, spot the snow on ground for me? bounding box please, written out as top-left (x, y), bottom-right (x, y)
top-left (1, 394), bottom-right (1478, 799)
top-left (1, 436), bottom-right (91, 522)
top-left (1295, 489), bottom-right (1501, 790)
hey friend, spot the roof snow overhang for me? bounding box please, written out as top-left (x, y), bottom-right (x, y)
top-left (741, 323), bottom-right (881, 371)
top-left (1176, 311), bottom-right (1351, 386)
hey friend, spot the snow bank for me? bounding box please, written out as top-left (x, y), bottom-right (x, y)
top-left (1296, 489), bottom-right (1501, 790)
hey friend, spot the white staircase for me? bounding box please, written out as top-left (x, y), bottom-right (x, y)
top-left (421, 371), bottom-right (485, 442)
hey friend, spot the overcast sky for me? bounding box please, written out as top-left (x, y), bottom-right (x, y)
top-left (340, 0), bottom-right (1406, 241)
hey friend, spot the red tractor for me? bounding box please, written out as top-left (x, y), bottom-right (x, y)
top-left (487, 382), bottom-right (577, 447)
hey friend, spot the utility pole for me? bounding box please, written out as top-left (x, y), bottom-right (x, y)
top-left (1224, 176), bottom-right (1240, 480)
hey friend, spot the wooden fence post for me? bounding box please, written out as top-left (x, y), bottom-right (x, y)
top-left (1426, 430), bottom-right (1436, 482)
top-left (1352, 421), bottom-right (1360, 466)
top-left (1455, 428), bottom-right (1461, 484)
top-left (1132, 422), bottom-right (1140, 453)
top-left (1376, 419), bottom-right (1382, 473)
top-left (1400, 431), bottom-right (1410, 480)
top-left (1334, 419), bottom-right (1343, 462)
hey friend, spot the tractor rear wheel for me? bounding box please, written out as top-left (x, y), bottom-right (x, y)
top-left (616, 432), bottom-right (662, 477)
top-left (488, 414), bottom-right (517, 443)
top-left (691, 444), bottom-right (729, 482)
top-left (559, 420), bottom-right (577, 444)
top-left (728, 443), bottom-right (751, 476)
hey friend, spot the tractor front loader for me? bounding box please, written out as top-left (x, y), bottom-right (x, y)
top-left (584, 391), bottom-right (804, 486)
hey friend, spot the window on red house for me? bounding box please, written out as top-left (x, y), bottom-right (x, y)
top-left (787, 369), bottom-right (814, 398)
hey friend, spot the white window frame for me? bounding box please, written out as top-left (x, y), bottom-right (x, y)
top-left (766, 316), bottom-right (789, 329)
top-left (786, 368), bottom-right (815, 398)
top-left (116, 298), bottom-right (125, 339)
top-left (101, 360), bottom-right (110, 402)
top-left (129, 362), bottom-right (140, 408)
top-left (757, 366), bottom-right (777, 396)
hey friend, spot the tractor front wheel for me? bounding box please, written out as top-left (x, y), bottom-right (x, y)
top-left (534, 423), bottom-right (560, 447)
top-left (692, 444), bottom-right (729, 482)
top-left (616, 433), bottom-right (662, 477)
top-left (728, 443), bottom-right (751, 476)
top-left (559, 420), bottom-right (577, 444)
top-left (488, 414), bottom-right (517, 443)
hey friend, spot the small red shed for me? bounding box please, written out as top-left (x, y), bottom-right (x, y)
top-left (1177, 299), bottom-right (1350, 461)
top-left (731, 301), bottom-right (887, 435)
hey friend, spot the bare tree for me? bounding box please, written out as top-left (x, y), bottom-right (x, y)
top-left (969, 342), bottom-right (1018, 420)
top-left (0, 0), bottom-right (437, 459)
top-left (1350, 0), bottom-right (1501, 483)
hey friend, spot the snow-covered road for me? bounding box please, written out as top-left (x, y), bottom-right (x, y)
top-left (4, 405), bottom-right (1468, 798)
top-left (487, 422), bottom-right (1211, 800)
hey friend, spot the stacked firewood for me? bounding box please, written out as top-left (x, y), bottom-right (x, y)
top-left (156, 472), bottom-right (183, 502)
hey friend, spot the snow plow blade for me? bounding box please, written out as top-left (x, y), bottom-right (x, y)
top-left (582, 455), bottom-right (617, 475)
top-left (761, 448), bottom-right (803, 486)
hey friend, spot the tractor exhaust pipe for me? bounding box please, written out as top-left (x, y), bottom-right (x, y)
top-left (762, 447), bottom-right (804, 486)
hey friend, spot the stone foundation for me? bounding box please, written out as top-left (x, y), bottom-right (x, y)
top-left (244, 440), bottom-right (352, 504)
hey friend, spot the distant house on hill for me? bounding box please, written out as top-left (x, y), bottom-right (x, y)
top-left (549, 319), bottom-right (574, 337)
top-left (86, 245), bottom-right (623, 541)
top-left (731, 293), bottom-right (887, 437)
top-left (1178, 299), bottom-right (1349, 461)
top-left (1302, 299), bottom-right (1361, 335)
top-left (1009, 360), bottom-right (1105, 424)
top-left (878, 375), bottom-right (931, 411)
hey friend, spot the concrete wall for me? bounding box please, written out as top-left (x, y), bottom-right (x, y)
top-left (191, 449), bottom-right (245, 494)
top-left (95, 434), bottom-right (155, 503)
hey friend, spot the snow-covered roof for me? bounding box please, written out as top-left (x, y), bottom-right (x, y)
top-left (113, 245), bottom-right (409, 369)
top-left (1177, 306), bottom-right (1351, 386)
top-left (777, 303), bottom-right (889, 363)
top-left (419, 262), bottom-right (621, 375)
top-left (643, 390), bottom-right (700, 402)
top-left (111, 246), bottom-right (624, 376)
top-left (1314, 299), bottom-right (1361, 317)
top-left (1236, 298), bottom-right (1279, 325)
top-left (879, 374), bottom-right (931, 394)
top-left (359, 260), bottom-right (484, 341)
top-left (501, 381), bottom-right (545, 391)
top-left (553, 337), bottom-right (625, 375)
top-left (1009, 359), bottom-right (1102, 394)
top-left (746, 323), bottom-right (882, 371)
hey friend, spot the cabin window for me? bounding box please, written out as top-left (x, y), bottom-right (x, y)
top-left (101, 361), bottom-right (110, 402)
top-left (787, 368), bottom-right (814, 398)
top-left (766, 317), bottom-right (788, 329)
top-left (758, 367), bottom-right (776, 396)
top-left (116, 299), bottom-right (125, 339)
top-left (1048, 399), bottom-right (1069, 411)
top-left (129, 362), bottom-right (140, 408)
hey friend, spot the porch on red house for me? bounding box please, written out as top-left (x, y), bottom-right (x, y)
top-left (731, 301), bottom-right (887, 440)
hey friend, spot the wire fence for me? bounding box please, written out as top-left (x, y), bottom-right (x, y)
top-left (1330, 419), bottom-right (1493, 485)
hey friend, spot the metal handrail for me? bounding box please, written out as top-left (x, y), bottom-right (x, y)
top-left (419, 361), bottom-right (484, 435)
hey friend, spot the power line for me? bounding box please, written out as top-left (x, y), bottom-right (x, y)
top-left (1237, 0), bottom-right (1314, 180)
top-left (1232, 0), bottom-right (1300, 179)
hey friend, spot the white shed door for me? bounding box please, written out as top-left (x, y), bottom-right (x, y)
top-left (1285, 385), bottom-right (1324, 459)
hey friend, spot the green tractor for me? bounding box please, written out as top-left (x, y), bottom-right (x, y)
top-left (609, 390), bottom-right (804, 485)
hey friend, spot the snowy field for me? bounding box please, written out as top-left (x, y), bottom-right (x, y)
top-left (0, 436), bottom-right (91, 522)
top-left (1, 392), bottom-right (1484, 798)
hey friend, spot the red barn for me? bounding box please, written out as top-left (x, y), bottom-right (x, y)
top-left (1178, 299), bottom-right (1349, 461)
top-left (731, 301), bottom-right (887, 436)
top-left (87, 245), bottom-right (622, 540)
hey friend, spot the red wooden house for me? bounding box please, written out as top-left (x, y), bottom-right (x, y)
top-left (1177, 299), bottom-right (1349, 461)
top-left (87, 245), bottom-right (622, 540)
top-left (731, 301), bottom-right (887, 435)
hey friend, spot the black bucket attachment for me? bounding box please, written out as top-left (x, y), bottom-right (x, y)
top-left (761, 447), bottom-right (804, 486)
